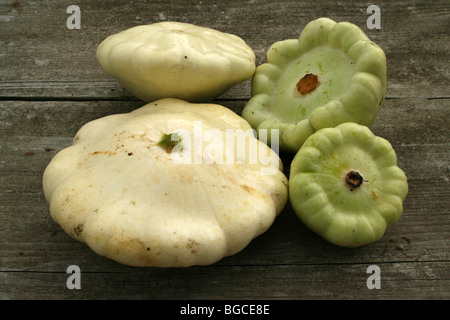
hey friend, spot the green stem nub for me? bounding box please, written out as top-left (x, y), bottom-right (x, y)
top-left (158, 132), bottom-right (182, 153)
top-left (296, 73), bottom-right (319, 95)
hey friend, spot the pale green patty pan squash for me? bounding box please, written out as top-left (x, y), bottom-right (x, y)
top-left (242, 18), bottom-right (387, 153)
top-left (289, 123), bottom-right (408, 247)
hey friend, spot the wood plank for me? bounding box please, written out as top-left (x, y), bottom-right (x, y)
top-left (0, 0), bottom-right (449, 99)
top-left (0, 98), bottom-right (448, 275)
top-left (1, 0), bottom-right (449, 300)
top-left (1, 261), bottom-right (448, 299)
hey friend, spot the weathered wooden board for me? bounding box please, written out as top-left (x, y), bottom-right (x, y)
top-left (0, 0), bottom-right (449, 301)
top-left (0, 98), bottom-right (449, 299)
top-left (0, 0), bottom-right (449, 99)
top-left (1, 261), bottom-right (448, 300)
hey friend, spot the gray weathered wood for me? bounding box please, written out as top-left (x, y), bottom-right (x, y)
top-left (0, 0), bottom-right (449, 99)
top-left (0, 0), bottom-right (449, 300)
top-left (1, 262), bottom-right (448, 300)
top-left (1, 98), bottom-right (449, 299)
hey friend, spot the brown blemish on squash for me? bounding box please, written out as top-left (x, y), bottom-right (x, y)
top-left (64, 195), bottom-right (70, 204)
top-left (222, 213), bottom-right (232, 222)
top-left (296, 73), bottom-right (319, 95)
top-left (74, 224), bottom-right (83, 236)
top-left (271, 192), bottom-right (284, 201)
top-left (186, 238), bottom-right (200, 254)
top-left (117, 237), bottom-right (146, 251)
top-left (89, 151), bottom-right (116, 156)
top-left (241, 184), bottom-right (266, 199)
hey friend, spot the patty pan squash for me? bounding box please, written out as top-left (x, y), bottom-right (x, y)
top-left (96, 21), bottom-right (256, 103)
top-left (43, 98), bottom-right (288, 267)
top-left (242, 18), bottom-right (387, 153)
top-left (289, 123), bottom-right (408, 247)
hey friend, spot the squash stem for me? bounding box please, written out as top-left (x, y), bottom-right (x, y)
top-left (296, 73), bottom-right (319, 95)
top-left (345, 171), bottom-right (365, 191)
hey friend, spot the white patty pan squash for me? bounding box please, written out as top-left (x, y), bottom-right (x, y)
top-left (242, 17), bottom-right (387, 153)
top-left (42, 98), bottom-right (288, 267)
top-left (96, 22), bottom-right (256, 102)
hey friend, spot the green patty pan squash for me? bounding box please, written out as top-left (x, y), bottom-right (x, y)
top-left (289, 123), bottom-right (408, 247)
top-left (242, 18), bottom-right (387, 153)
top-left (96, 22), bottom-right (256, 103)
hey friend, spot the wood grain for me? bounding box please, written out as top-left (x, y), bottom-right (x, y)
top-left (0, 0), bottom-right (449, 300)
top-left (1, 262), bottom-right (448, 300)
top-left (0, 0), bottom-right (449, 99)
